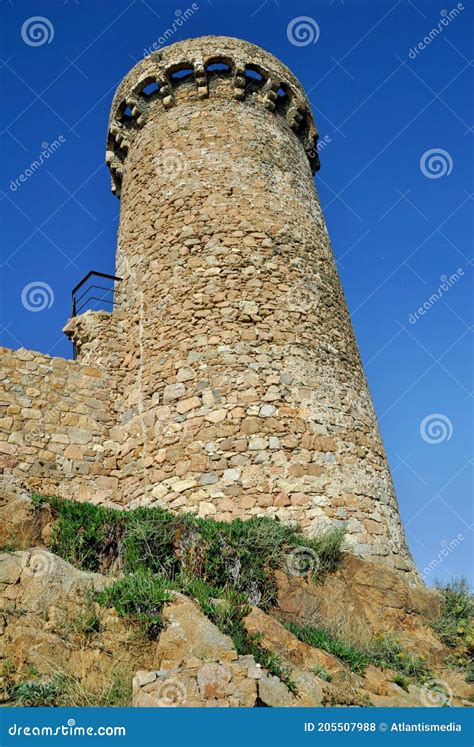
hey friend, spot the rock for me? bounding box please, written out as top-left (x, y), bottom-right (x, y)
top-left (64, 445), bottom-right (83, 460)
top-left (0, 550), bottom-right (111, 616)
top-left (197, 662), bottom-right (232, 698)
top-left (154, 593), bottom-right (237, 670)
top-left (204, 409), bottom-right (227, 424)
top-left (163, 383), bottom-right (186, 402)
top-left (0, 550), bottom-right (155, 701)
top-left (258, 674), bottom-right (294, 706)
top-left (243, 606), bottom-right (344, 676)
top-left (0, 476), bottom-right (53, 550)
top-left (275, 555), bottom-right (444, 663)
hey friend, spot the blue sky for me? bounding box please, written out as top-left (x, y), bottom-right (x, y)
top-left (1, 0), bottom-right (472, 585)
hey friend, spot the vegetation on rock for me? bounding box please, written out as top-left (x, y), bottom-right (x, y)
top-left (3, 660), bottom-right (131, 708)
top-left (31, 494), bottom-right (343, 692)
top-left (432, 579), bottom-right (474, 681)
top-left (285, 622), bottom-right (431, 683)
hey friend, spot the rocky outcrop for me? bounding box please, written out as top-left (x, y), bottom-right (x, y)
top-left (0, 550), bottom-right (155, 702)
top-left (275, 556), bottom-right (445, 663)
top-left (0, 476), bottom-right (54, 551)
top-left (0, 485), bottom-right (471, 708)
top-left (133, 594), bottom-right (324, 708)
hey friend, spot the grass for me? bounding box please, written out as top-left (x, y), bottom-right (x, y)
top-left (33, 495), bottom-right (344, 607)
top-left (313, 665), bottom-right (332, 682)
top-left (431, 579), bottom-right (474, 680)
top-left (3, 654), bottom-right (132, 707)
top-left (29, 493), bottom-right (346, 694)
top-left (0, 542), bottom-right (19, 553)
top-left (7, 677), bottom-right (63, 706)
top-left (285, 622), bottom-right (431, 683)
top-left (6, 672), bottom-right (132, 707)
top-left (65, 605), bottom-right (103, 643)
top-left (95, 570), bottom-right (173, 636)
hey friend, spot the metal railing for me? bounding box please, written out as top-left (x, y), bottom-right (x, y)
top-left (71, 271), bottom-right (122, 317)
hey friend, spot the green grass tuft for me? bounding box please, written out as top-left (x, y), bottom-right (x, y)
top-left (285, 622), bottom-right (431, 683)
top-left (312, 664), bottom-right (332, 682)
top-left (95, 570), bottom-right (173, 635)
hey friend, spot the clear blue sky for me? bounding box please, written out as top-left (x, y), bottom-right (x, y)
top-left (1, 0), bottom-right (472, 585)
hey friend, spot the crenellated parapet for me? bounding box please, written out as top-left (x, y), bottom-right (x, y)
top-left (106, 36), bottom-right (320, 196)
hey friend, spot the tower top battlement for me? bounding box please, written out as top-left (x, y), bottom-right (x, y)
top-left (106, 35), bottom-right (320, 196)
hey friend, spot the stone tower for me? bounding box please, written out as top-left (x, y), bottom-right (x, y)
top-left (0, 36), bottom-right (415, 574)
top-left (101, 35), bottom-right (413, 572)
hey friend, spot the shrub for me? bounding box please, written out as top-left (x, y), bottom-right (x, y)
top-left (32, 494), bottom-right (346, 695)
top-left (8, 677), bottom-right (63, 706)
top-left (46, 497), bottom-right (122, 572)
top-left (432, 579), bottom-right (474, 650)
top-left (40, 495), bottom-right (345, 611)
top-left (432, 578), bottom-right (474, 680)
top-left (313, 665), bottom-right (332, 682)
top-left (95, 570), bottom-right (173, 635)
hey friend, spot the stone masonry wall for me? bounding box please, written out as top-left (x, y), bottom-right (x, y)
top-left (0, 346), bottom-right (119, 504)
top-left (0, 36), bottom-right (416, 574)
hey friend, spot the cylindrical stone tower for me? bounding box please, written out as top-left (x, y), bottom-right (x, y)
top-left (100, 36), bottom-right (414, 572)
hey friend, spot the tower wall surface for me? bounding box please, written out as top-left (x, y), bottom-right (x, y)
top-left (0, 36), bottom-right (415, 573)
top-left (100, 36), bottom-right (413, 571)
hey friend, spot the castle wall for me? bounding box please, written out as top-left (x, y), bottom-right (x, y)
top-left (0, 37), bottom-right (416, 574)
top-left (0, 346), bottom-right (121, 504)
